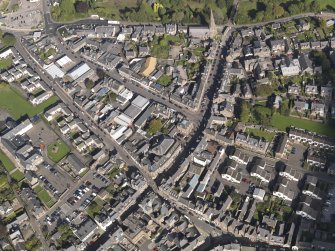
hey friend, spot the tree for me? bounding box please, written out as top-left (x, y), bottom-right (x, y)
top-left (253, 106), bottom-right (272, 126)
top-left (216, 0), bottom-right (226, 9)
top-left (158, 74), bottom-right (172, 86)
top-left (310, 1), bottom-right (321, 13)
top-left (255, 85), bottom-right (274, 97)
top-left (96, 68), bottom-right (105, 79)
top-left (84, 78), bottom-right (94, 89)
top-left (273, 4), bottom-right (285, 18)
top-left (147, 119), bottom-right (163, 135)
top-left (238, 100), bottom-right (251, 123)
top-left (255, 11), bottom-right (264, 22)
top-left (1, 33), bottom-right (16, 47)
top-left (158, 7), bottom-right (166, 16)
top-left (75, 1), bottom-right (89, 13)
top-left (172, 11), bottom-right (185, 22)
top-left (279, 100), bottom-right (290, 116)
top-left (288, 3), bottom-right (300, 15)
top-left (320, 19), bottom-right (327, 30)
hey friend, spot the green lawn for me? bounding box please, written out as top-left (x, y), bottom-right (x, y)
top-left (47, 140), bottom-right (70, 163)
top-left (33, 185), bottom-right (43, 193)
top-left (236, 1), bottom-right (257, 24)
top-left (34, 185), bottom-right (55, 208)
top-left (158, 74), bottom-right (172, 86)
top-left (271, 113), bottom-right (335, 136)
top-left (79, 168), bottom-right (89, 177)
top-left (246, 128), bottom-right (276, 142)
top-left (146, 119), bottom-right (164, 135)
top-left (86, 198), bottom-right (104, 218)
top-left (236, 0), bottom-right (335, 24)
top-left (0, 83), bottom-right (59, 120)
top-left (0, 150), bottom-right (16, 172)
top-left (0, 57), bottom-right (13, 70)
top-left (0, 175), bottom-right (7, 187)
top-left (10, 170), bottom-right (25, 182)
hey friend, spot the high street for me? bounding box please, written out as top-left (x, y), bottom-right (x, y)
top-left (46, 34), bottom-right (204, 124)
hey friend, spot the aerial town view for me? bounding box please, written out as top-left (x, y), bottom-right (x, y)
top-left (0, 0), bottom-right (335, 251)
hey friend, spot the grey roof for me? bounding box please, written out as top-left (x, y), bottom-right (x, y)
top-left (75, 218), bottom-right (97, 241)
top-left (67, 154), bottom-right (85, 174)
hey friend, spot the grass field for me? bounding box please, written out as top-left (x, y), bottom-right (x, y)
top-left (86, 198), bottom-right (104, 218)
top-left (47, 140), bottom-right (70, 163)
top-left (236, 0), bottom-right (335, 24)
top-left (246, 128), bottom-right (275, 142)
top-left (0, 150), bottom-right (16, 172)
top-left (34, 185), bottom-right (55, 208)
top-left (10, 170), bottom-right (25, 182)
top-left (0, 175), bottom-right (7, 187)
top-left (0, 84), bottom-right (58, 120)
top-left (271, 113), bottom-right (335, 136)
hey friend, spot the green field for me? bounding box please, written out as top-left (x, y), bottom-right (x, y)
top-left (0, 150), bottom-right (16, 172)
top-left (271, 113), bottom-right (335, 136)
top-left (53, 0), bottom-right (232, 24)
top-left (146, 119), bottom-right (164, 135)
top-left (10, 170), bottom-right (25, 182)
top-left (236, 0), bottom-right (335, 24)
top-left (34, 185), bottom-right (55, 208)
top-left (86, 198), bottom-right (104, 218)
top-left (246, 128), bottom-right (275, 142)
top-left (47, 140), bottom-right (70, 163)
top-left (0, 174), bottom-right (7, 187)
top-left (0, 84), bottom-right (59, 120)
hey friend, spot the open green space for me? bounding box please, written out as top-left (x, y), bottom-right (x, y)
top-left (236, 0), bottom-right (335, 24)
top-left (10, 170), bottom-right (25, 182)
top-left (0, 150), bottom-right (16, 172)
top-left (39, 48), bottom-right (57, 61)
top-left (0, 174), bottom-right (7, 187)
top-left (0, 0), bottom-right (9, 12)
top-left (56, 224), bottom-right (75, 249)
top-left (3, 211), bottom-right (16, 222)
top-left (150, 34), bottom-right (185, 59)
top-left (0, 83), bottom-right (59, 120)
top-left (253, 196), bottom-right (292, 221)
top-left (246, 128), bottom-right (275, 142)
top-left (86, 198), bottom-right (104, 218)
top-left (52, 0), bottom-right (233, 24)
top-left (158, 74), bottom-right (173, 86)
top-left (34, 185), bottom-right (55, 208)
top-left (238, 99), bottom-right (335, 137)
top-left (2, 208), bottom-right (23, 223)
top-left (33, 185), bottom-right (43, 193)
top-left (0, 57), bottom-right (12, 70)
top-left (47, 140), bottom-right (70, 163)
top-left (146, 118), bottom-right (164, 136)
top-left (79, 168), bottom-right (89, 177)
top-left (271, 113), bottom-right (335, 136)
top-left (24, 235), bottom-right (41, 251)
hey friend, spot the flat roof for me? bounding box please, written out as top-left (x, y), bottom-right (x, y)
top-left (132, 95), bottom-right (149, 110)
top-left (56, 55), bottom-right (73, 68)
top-left (123, 104), bottom-right (143, 120)
top-left (68, 63), bottom-right (91, 81)
top-left (45, 63), bottom-right (65, 79)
